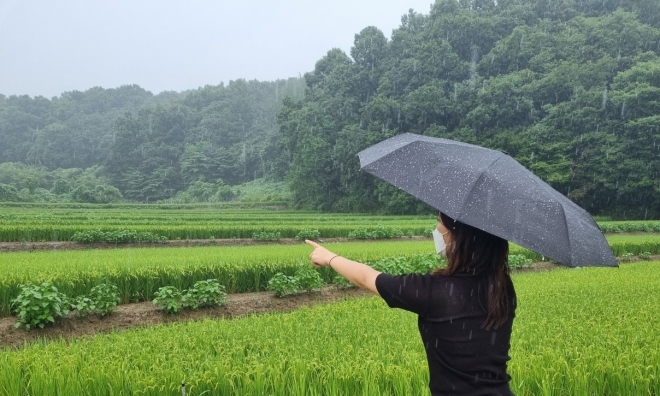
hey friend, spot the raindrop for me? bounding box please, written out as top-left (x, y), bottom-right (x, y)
top-left (621, 101), bottom-right (626, 118)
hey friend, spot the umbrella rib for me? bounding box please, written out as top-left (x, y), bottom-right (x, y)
top-left (456, 153), bottom-right (506, 222)
top-left (558, 203), bottom-right (573, 266)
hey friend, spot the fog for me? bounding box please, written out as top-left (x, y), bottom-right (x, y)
top-left (0, 0), bottom-right (433, 97)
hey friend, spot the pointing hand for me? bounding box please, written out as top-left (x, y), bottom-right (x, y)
top-left (305, 239), bottom-right (338, 267)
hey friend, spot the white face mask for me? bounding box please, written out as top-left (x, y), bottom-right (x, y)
top-left (432, 228), bottom-right (449, 256)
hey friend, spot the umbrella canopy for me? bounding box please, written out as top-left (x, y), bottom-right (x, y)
top-left (358, 133), bottom-right (617, 267)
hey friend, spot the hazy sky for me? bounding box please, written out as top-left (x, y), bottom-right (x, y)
top-left (0, 0), bottom-right (433, 98)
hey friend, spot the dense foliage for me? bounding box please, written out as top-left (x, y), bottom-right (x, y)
top-left (0, 79), bottom-right (304, 203)
top-left (71, 282), bottom-right (121, 318)
top-left (11, 282), bottom-right (69, 329)
top-left (277, 0), bottom-right (660, 218)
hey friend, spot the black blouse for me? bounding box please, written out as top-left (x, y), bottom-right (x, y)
top-left (375, 272), bottom-right (516, 396)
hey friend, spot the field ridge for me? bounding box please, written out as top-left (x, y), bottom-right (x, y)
top-left (0, 261), bottom-right (568, 349)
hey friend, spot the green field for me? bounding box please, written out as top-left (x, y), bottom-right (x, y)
top-left (0, 240), bottom-right (439, 316)
top-left (1, 261), bottom-right (658, 395)
top-left (0, 208), bottom-right (658, 394)
top-left (1, 235), bottom-right (659, 317)
top-left (0, 208), bottom-right (435, 241)
top-left (0, 207), bottom-right (658, 242)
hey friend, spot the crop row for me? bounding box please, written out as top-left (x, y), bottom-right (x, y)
top-left (1, 236), bottom-right (659, 317)
top-left (0, 224), bottom-right (435, 242)
top-left (2, 221), bottom-right (659, 243)
top-left (0, 208), bottom-right (432, 226)
top-left (0, 261), bottom-right (658, 395)
top-left (0, 208), bottom-right (658, 242)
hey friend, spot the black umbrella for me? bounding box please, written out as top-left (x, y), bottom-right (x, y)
top-left (357, 133), bottom-right (617, 267)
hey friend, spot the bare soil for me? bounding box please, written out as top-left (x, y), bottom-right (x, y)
top-left (0, 236), bottom-right (431, 252)
top-left (0, 232), bottom-right (651, 253)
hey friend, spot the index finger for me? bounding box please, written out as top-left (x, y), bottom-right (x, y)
top-left (305, 239), bottom-right (321, 248)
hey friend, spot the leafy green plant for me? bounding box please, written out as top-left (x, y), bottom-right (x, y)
top-left (72, 229), bottom-right (167, 244)
top-left (333, 274), bottom-right (354, 289)
top-left (267, 273), bottom-right (299, 297)
top-left (295, 229), bottom-right (321, 240)
top-left (370, 253), bottom-right (441, 275)
top-left (70, 229), bottom-right (106, 243)
top-left (153, 286), bottom-right (185, 314)
top-left (348, 225), bottom-right (404, 240)
top-left (252, 231), bottom-right (281, 241)
top-left (184, 279), bottom-right (227, 309)
top-left (11, 282), bottom-right (70, 329)
top-left (294, 264), bottom-right (325, 293)
top-left (90, 283), bottom-right (120, 316)
top-left (508, 254), bottom-right (533, 269)
top-left (71, 282), bottom-right (120, 317)
top-left (71, 296), bottom-right (95, 318)
top-left (638, 252), bottom-right (652, 260)
top-left (618, 252), bottom-right (634, 262)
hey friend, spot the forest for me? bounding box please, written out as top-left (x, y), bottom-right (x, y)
top-left (0, 0), bottom-right (659, 218)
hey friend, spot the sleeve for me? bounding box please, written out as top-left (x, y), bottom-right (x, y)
top-left (375, 273), bottom-right (433, 316)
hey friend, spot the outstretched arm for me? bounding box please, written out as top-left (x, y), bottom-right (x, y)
top-left (305, 240), bottom-right (381, 296)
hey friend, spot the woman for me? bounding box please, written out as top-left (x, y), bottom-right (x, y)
top-left (306, 212), bottom-right (516, 396)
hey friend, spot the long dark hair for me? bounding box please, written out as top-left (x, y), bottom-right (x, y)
top-left (433, 212), bottom-right (512, 330)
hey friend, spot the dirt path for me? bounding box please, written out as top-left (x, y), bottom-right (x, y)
top-left (0, 236), bottom-right (430, 252)
top-left (0, 232), bottom-right (650, 252)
